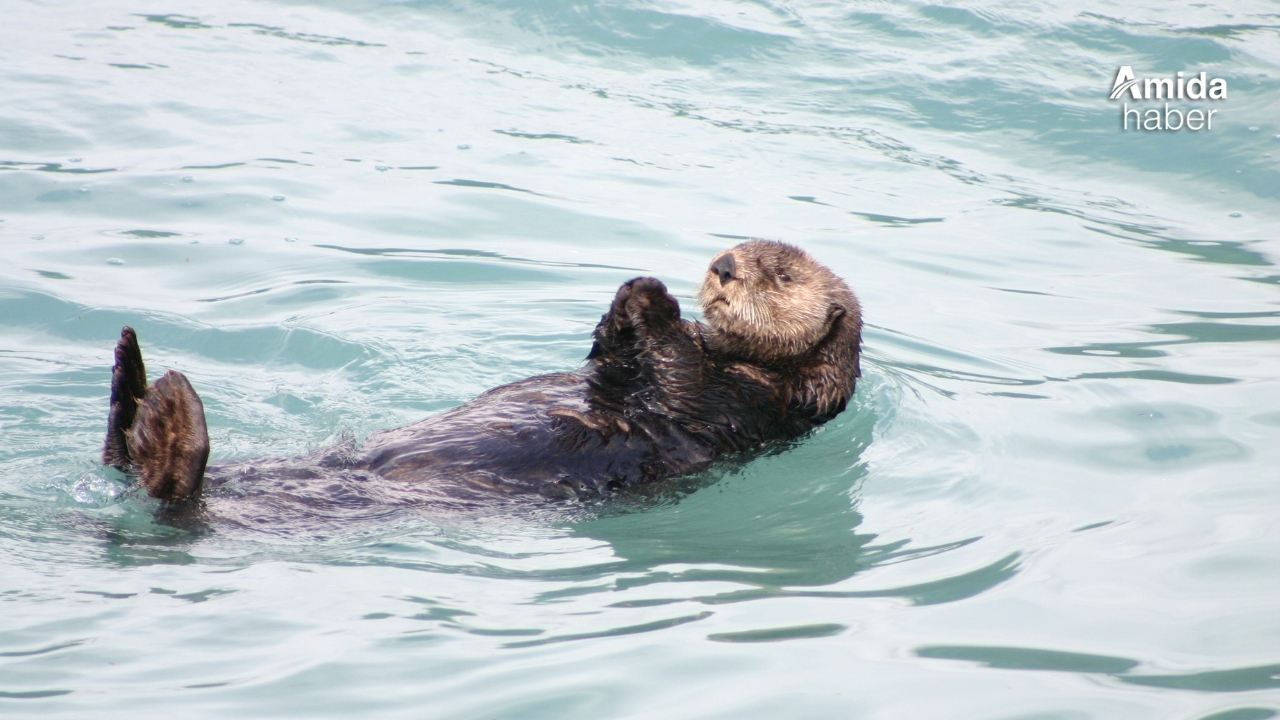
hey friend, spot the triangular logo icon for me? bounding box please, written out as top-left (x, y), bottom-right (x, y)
top-left (1110, 66), bottom-right (1140, 100)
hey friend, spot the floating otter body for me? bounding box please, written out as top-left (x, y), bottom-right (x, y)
top-left (103, 240), bottom-right (862, 504)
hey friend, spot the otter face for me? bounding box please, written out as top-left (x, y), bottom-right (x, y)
top-left (698, 240), bottom-right (854, 361)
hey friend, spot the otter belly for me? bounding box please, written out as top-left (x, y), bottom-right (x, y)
top-left (353, 371), bottom-right (717, 499)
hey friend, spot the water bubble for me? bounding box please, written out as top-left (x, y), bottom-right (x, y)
top-left (229, 238), bottom-right (244, 245)
top-left (32, 235), bottom-right (44, 241)
top-left (79, 187), bottom-right (90, 193)
top-left (107, 257), bottom-right (125, 265)
top-left (73, 472), bottom-right (123, 505)
top-left (189, 240), bottom-right (199, 244)
top-left (68, 157), bottom-right (82, 163)
top-left (272, 195), bottom-right (285, 201)
top-left (284, 237), bottom-right (296, 243)
top-left (1248, 126), bottom-right (1259, 132)
top-left (376, 165), bottom-right (391, 172)
top-left (1229, 212), bottom-right (1242, 218)
top-left (181, 175), bottom-right (193, 182)
top-left (457, 144), bottom-right (470, 150)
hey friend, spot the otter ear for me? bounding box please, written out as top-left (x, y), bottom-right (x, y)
top-left (829, 304), bottom-right (846, 321)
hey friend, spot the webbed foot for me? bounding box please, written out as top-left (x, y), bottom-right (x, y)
top-left (102, 327), bottom-right (209, 501)
top-left (104, 327), bottom-right (146, 468)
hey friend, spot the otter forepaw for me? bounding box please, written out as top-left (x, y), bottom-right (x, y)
top-left (623, 277), bottom-right (681, 333)
top-left (588, 277), bottom-right (682, 360)
top-left (589, 280), bottom-right (639, 359)
top-left (608, 278), bottom-right (644, 331)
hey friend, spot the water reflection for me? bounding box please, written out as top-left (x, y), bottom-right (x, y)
top-left (571, 401), bottom-right (1014, 605)
top-left (1047, 318), bottom-right (1280, 359)
top-left (917, 645), bottom-right (1280, 693)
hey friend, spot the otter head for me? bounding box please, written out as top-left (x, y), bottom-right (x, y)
top-left (698, 240), bottom-right (858, 362)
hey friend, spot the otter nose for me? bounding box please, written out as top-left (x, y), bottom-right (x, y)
top-left (711, 254), bottom-right (737, 286)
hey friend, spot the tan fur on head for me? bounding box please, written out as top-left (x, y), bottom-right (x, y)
top-left (698, 240), bottom-right (858, 362)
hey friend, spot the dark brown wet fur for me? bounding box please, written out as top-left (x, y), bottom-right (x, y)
top-left (103, 327), bottom-right (210, 501)
top-left (104, 240), bottom-right (860, 505)
top-left (102, 327), bottom-right (146, 467)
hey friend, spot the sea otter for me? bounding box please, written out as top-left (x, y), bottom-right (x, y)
top-left (102, 240), bottom-right (862, 504)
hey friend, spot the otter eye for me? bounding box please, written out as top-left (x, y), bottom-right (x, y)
top-left (778, 273), bottom-right (792, 282)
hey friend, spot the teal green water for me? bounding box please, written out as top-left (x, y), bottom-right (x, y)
top-left (3, 1), bottom-right (1279, 717)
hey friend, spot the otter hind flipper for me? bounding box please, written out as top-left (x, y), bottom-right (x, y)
top-left (127, 369), bottom-right (210, 501)
top-left (103, 326), bottom-right (147, 468)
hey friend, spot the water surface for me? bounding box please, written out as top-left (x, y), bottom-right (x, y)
top-left (2, 1), bottom-right (1279, 718)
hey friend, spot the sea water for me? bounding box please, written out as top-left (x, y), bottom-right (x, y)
top-left (2, 1), bottom-right (1278, 718)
